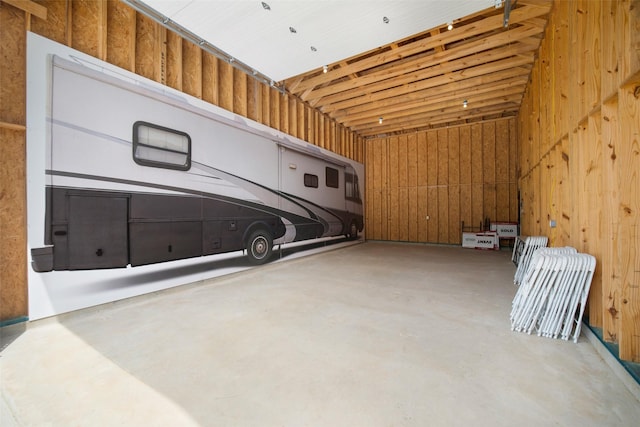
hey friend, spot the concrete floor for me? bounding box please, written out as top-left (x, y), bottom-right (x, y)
top-left (1, 242), bottom-right (639, 426)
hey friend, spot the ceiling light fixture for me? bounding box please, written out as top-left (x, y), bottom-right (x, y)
top-left (261, 2), bottom-right (270, 10)
top-left (463, 100), bottom-right (468, 108)
top-left (379, 117), bottom-right (383, 124)
top-left (447, 22), bottom-right (453, 31)
top-left (323, 65), bottom-right (328, 73)
top-left (383, 16), bottom-right (390, 24)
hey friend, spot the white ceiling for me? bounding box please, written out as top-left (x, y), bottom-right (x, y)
top-left (140, 0), bottom-right (498, 82)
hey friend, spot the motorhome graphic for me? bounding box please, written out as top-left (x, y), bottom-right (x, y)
top-left (31, 56), bottom-right (363, 272)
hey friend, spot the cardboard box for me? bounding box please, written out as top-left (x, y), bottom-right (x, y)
top-left (490, 222), bottom-right (519, 238)
top-left (462, 231), bottom-right (499, 250)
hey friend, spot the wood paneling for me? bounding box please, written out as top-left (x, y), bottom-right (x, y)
top-left (70, 0), bottom-right (106, 61)
top-left (166, 30), bottom-right (182, 91)
top-left (107, 0), bottom-right (135, 72)
top-left (183, 39), bottom-right (202, 98)
top-left (0, 1), bottom-right (28, 322)
top-left (366, 118), bottom-right (518, 245)
top-left (519, 0), bottom-right (640, 362)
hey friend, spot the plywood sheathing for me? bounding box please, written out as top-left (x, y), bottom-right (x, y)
top-left (518, 0), bottom-right (640, 362)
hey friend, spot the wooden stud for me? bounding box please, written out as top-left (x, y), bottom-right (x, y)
top-left (202, 51), bottom-right (218, 105)
top-left (166, 30), bottom-right (183, 91)
top-left (0, 1), bottom-right (28, 322)
top-left (218, 60), bottom-right (233, 112)
top-left (618, 82), bottom-right (640, 361)
top-left (182, 39), bottom-right (202, 98)
top-left (107, 0), bottom-right (136, 72)
top-left (233, 67), bottom-right (247, 116)
top-left (30, 0), bottom-right (67, 45)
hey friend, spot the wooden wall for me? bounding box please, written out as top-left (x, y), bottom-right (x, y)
top-left (518, 0), bottom-right (640, 362)
top-left (0, 0), bottom-right (364, 323)
top-left (365, 118), bottom-right (519, 244)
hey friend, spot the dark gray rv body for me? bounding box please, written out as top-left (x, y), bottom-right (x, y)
top-left (30, 56), bottom-right (363, 272)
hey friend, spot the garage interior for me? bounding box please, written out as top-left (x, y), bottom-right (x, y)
top-left (1, 0), bottom-right (639, 425)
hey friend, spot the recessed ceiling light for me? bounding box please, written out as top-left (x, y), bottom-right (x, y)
top-left (261, 2), bottom-right (270, 10)
top-left (379, 117), bottom-right (383, 124)
top-left (289, 26), bottom-right (297, 34)
top-left (463, 100), bottom-right (468, 108)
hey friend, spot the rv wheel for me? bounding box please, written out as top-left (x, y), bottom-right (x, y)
top-left (247, 230), bottom-right (273, 265)
top-left (347, 221), bottom-right (359, 240)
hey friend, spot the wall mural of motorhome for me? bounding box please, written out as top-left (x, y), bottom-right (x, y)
top-left (26, 33), bottom-right (364, 319)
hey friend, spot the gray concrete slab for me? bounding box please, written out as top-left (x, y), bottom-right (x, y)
top-left (1, 242), bottom-right (639, 426)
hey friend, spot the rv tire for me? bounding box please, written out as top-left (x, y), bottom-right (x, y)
top-left (347, 221), bottom-right (359, 240)
top-left (247, 229), bottom-right (273, 265)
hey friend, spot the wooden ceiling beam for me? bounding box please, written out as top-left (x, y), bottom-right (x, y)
top-left (318, 49), bottom-right (535, 111)
top-left (303, 26), bottom-right (543, 103)
top-left (331, 71), bottom-right (530, 119)
top-left (358, 103), bottom-right (520, 137)
top-left (338, 76), bottom-right (529, 125)
top-left (322, 64), bottom-right (532, 114)
top-left (348, 90), bottom-right (524, 130)
top-left (286, 2), bottom-right (551, 93)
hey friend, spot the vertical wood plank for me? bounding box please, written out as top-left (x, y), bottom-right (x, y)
top-left (618, 82), bottom-right (640, 361)
top-left (397, 135), bottom-right (408, 241)
top-left (135, 13), bottom-right (162, 82)
top-left (280, 94), bottom-right (289, 134)
top-left (233, 67), bottom-right (247, 116)
top-left (483, 122), bottom-right (497, 223)
top-left (471, 124), bottom-right (484, 228)
top-left (107, 0), bottom-right (136, 72)
top-left (218, 61), bottom-right (233, 111)
top-left (0, 2), bottom-right (27, 321)
top-left (0, 1), bottom-right (25, 125)
top-left (459, 126), bottom-right (472, 229)
top-left (30, 0), bottom-right (67, 45)
top-left (437, 127), bottom-right (449, 241)
top-left (417, 132), bottom-right (428, 242)
top-left (406, 132), bottom-right (417, 240)
top-left (182, 39), bottom-right (202, 98)
top-left (495, 120), bottom-right (510, 222)
top-left (270, 87), bottom-right (280, 132)
top-left (261, 84), bottom-right (271, 126)
top-left (247, 78), bottom-right (259, 122)
top-left (306, 106), bottom-right (315, 145)
top-left (0, 129), bottom-right (28, 321)
top-left (427, 130), bottom-right (438, 241)
top-left (587, 111), bottom-right (603, 329)
top-left (166, 30), bottom-right (182, 91)
top-left (202, 51), bottom-right (218, 106)
top-left (601, 97), bottom-right (621, 344)
top-left (388, 137), bottom-right (399, 241)
top-left (70, 0), bottom-right (103, 59)
top-left (586, 0), bottom-right (601, 112)
top-left (559, 137), bottom-right (571, 244)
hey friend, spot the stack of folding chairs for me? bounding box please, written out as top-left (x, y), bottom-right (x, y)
top-left (513, 236), bottom-right (548, 285)
top-left (510, 246), bottom-right (596, 343)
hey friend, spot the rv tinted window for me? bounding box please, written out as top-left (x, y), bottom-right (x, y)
top-left (326, 167), bottom-right (339, 188)
top-left (304, 173), bottom-right (318, 188)
top-left (345, 172), bottom-right (360, 201)
top-left (133, 121), bottom-right (191, 170)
